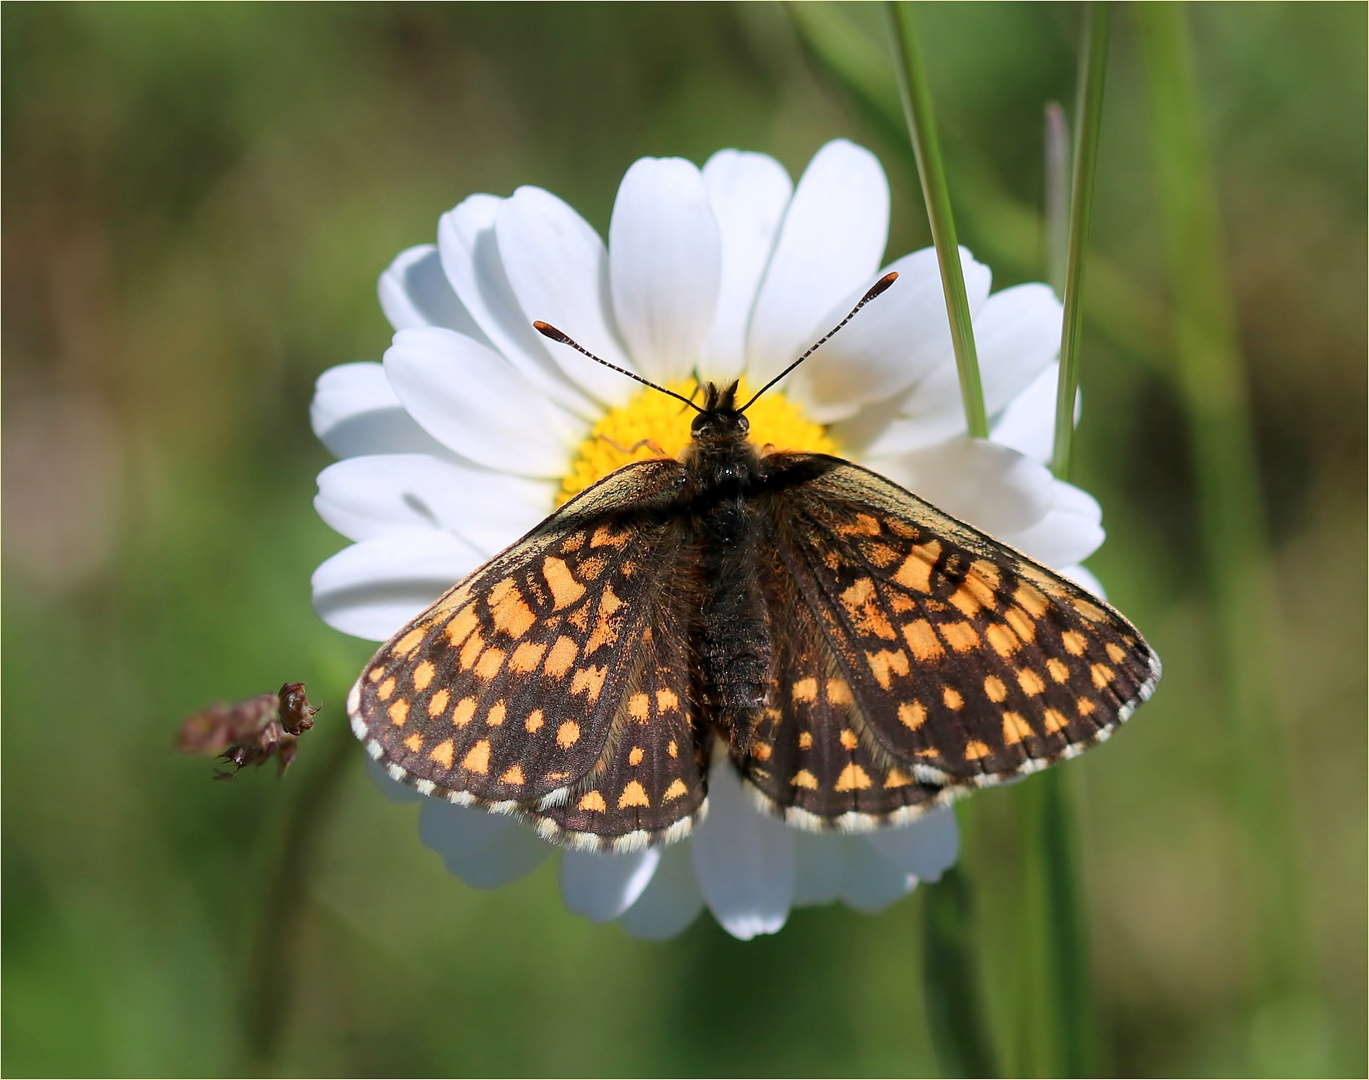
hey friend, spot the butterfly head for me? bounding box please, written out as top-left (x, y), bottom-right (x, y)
top-left (689, 382), bottom-right (750, 444)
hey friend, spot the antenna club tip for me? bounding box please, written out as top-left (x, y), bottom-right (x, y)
top-left (864, 271), bottom-right (898, 302)
top-left (533, 321), bottom-right (568, 343)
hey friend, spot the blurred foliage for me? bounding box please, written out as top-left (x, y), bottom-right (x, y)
top-left (2, 3), bottom-right (1364, 1077)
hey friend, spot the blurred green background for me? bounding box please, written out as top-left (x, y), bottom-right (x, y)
top-left (3, 3), bottom-right (1363, 1076)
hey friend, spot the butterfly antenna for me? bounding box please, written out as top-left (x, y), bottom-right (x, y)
top-left (738, 271), bottom-right (899, 413)
top-left (533, 322), bottom-right (703, 413)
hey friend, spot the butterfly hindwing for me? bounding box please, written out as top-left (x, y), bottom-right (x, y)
top-left (348, 459), bottom-right (710, 849)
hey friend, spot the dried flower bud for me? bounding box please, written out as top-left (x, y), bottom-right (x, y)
top-left (177, 683), bottom-right (319, 778)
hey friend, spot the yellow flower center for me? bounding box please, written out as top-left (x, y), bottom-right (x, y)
top-left (558, 377), bottom-right (838, 504)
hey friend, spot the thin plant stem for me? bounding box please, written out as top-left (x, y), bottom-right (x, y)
top-left (1052, 1), bottom-right (1110, 481)
top-left (922, 863), bottom-right (1000, 1078)
top-left (886, 0), bottom-right (988, 438)
top-left (242, 716), bottom-right (358, 1074)
top-left (1135, 1), bottom-right (1304, 1000)
top-left (1044, 102), bottom-right (1071, 300)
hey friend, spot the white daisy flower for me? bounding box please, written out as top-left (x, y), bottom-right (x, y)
top-left (310, 139), bottom-right (1104, 940)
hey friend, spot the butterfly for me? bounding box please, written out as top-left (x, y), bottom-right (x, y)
top-left (348, 272), bottom-right (1161, 852)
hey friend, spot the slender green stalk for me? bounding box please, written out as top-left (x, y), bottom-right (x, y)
top-left (922, 864), bottom-right (999, 1078)
top-left (1052, 2), bottom-right (1110, 481)
top-left (886, 0), bottom-right (988, 438)
top-left (1135, 1), bottom-right (1303, 998)
top-left (1043, 102), bottom-right (1071, 298)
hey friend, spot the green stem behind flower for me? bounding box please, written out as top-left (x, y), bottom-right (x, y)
top-left (922, 862), bottom-right (999, 1078)
top-left (1135, 0), bottom-right (1305, 1000)
top-left (886, 0), bottom-right (989, 440)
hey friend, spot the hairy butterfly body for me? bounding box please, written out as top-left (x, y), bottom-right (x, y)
top-left (348, 276), bottom-right (1160, 852)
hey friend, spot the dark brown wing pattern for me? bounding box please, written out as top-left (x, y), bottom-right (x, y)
top-left (738, 453), bottom-right (1160, 829)
top-left (348, 459), bottom-right (709, 851)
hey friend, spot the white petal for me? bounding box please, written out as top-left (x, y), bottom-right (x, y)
top-left (839, 838), bottom-right (917, 914)
top-left (1002, 480), bottom-right (1105, 568)
top-left (868, 438), bottom-right (1055, 537)
top-left (384, 327), bottom-right (585, 479)
top-left (992, 362), bottom-right (1064, 465)
top-left (311, 362), bottom-right (457, 461)
top-left (496, 186), bottom-right (636, 406)
top-left (976, 283), bottom-right (1063, 415)
top-left (1060, 563), bottom-right (1107, 599)
top-left (791, 831), bottom-right (847, 906)
top-left (560, 847), bottom-right (662, 924)
top-left (311, 530), bottom-right (482, 641)
top-left (865, 806), bottom-right (960, 881)
top-left (314, 454), bottom-right (554, 555)
top-left (700, 150), bottom-right (793, 381)
top-left (418, 799), bottom-right (551, 889)
top-left (617, 841), bottom-right (705, 940)
top-left (379, 244), bottom-right (489, 341)
top-left (438, 195), bottom-right (599, 420)
top-left (745, 139), bottom-right (891, 385)
top-left (691, 762), bottom-right (795, 940)
top-left (609, 158), bottom-right (721, 385)
top-left (365, 756), bottom-right (424, 803)
top-left (788, 247), bottom-right (989, 424)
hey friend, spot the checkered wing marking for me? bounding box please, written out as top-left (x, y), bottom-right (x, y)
top-left (349, 459), bottom-right (707, 847)
top-left (754, 454), bottom-right (1160, 793)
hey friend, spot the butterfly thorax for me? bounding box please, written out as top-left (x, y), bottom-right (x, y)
top-left (681, 381), bottom-right (773, 753)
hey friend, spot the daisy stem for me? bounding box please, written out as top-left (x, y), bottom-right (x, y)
top-left (1135, 1), bottom-right (1304, 1001)
top-left (1043, 102), bottom-right (1071, 303)
top-left (1051, 1), bottom-right (1110, 482)
top-left (922, 863), bottom-right (1000, 1078)
top-left (886, 0), bottom-right (989, 440)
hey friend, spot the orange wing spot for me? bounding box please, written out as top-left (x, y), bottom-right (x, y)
top-left (628, 746), bottom-right (645, 766)
top-left (388, 700), bottom-right (410, 726)
top-left (1018, 668), bottom-right (1046, 696)
top-left (598, 585), bottom-right (624, 615)
top-left (569, 665), bottom-right (607, 701)
top-left (867, 648), bottom-right (911, 688)
top-left (899, 702), bottom-right (926, 731)
top-left (585, 611), bottom-right (619, 655)
top-left (971, 560), bottom-right (1002, 590)
top-left (1014, 582), bottom-right (1049, 617)
top-left (964, 740), bottom-right (991, 761)
top-left (893, 541), bottom-right (941, 593)
top-left (1061, 630), bottom-right (1087, 656)
top-left (1090, 663), bottom-right (1114, 689)
top-left (543, 636), bottom-right (579, 678)
top-left (791, 677), bottom-right (818, 704)
top-left (941, 622), bottom-right (981, 652)
top-left (578, 790), bottom-right (607, 812)
top-left (838, 512), bottom-right (882, 536)
top-left (834, 763), bottom-right (872, 791)
top-left (1105, 642), bottom-right (1127, 663)
top-left (751, 742), bottom-right (773, 761)
top-left (578, 555), bottom-right (608, 580)
top-left (862, 542), bottom-right (899, 568)
top-left (590, 524), bottom-right (629, 548)
top-left (446, 607), bottom-right (479, 647)
top-left (412, 661), bottom-right (435, 692)
top-left (499, 764), bottom-right (525, 785)
top-left (377, 677), bottom-right (396, 701)
top-left (1072, 597), bottom-right (1106, 623)
top-left (656, 688), bottom-right (679, 713)
top-left (617, 781), bottom-right (650, 808)
top-left (1043, 708), bottom-right (1068, 733)
top-left (886, 518), bottom-right (919, 539)
top-left (1002, 711), bottom-right (1032, 744)
top-left (792, 769), bottom-right (820, 790)
top-left (509, 640), bottom-right (548, 674)
top-left (403, 733), bottom-right (424, 752)
top-left (560, 531), bottom-right (586, 552)
top-left (461, 740), bottom-right (491, 775)
top-left (567, 605), bottom-right (591, 631)
top-left (486, 701), bottom-right (507, 727)
top-left (556, 721), bottom-right (580, 748)
top-left (1004, 605), bottom-right (1037, 643)
top-left (428, 688), bottom-right (450, 718)
top-left (826, 679), bottom-right (853, 706)
top-left (667, 739), bottom-right (678, 758)
top-left (983, 675), bottom-right (1008, 702)
top-left (429, 739), bottom-right (455, 768)
top-left (887, 591), bottom-right (917, 614)
top-left (488, 579), bottom-right (536, 640)
top-left (628, 693), bottom-right (650, 721)
top-left (663, 778), bottom-right (688, 801)
top-left (542, 557), bottom-right (586, 611)
top-left (841, 578), bottom-right (897, 640)
top-left (474, 648), bottom-right (505, 681)
top-left (368, 666), bottom-right (386, 683)
top-left (394, 626), bottom-right (426, 657)
top-left (839, 729), bottom-right (858, 750)
top-left (1047, 658), bottom-right (1070, 683)
top-left (525, 709), bottom-right (545, 733)
top-left (951, 570), bottom-right (998, 617)
top-left (640, 626), bottom-right (653, 642)
top-left (544, 770), bottom-right (570, 783)
top-left (458, 630), bottom-right (485, 670)
top-left (884, 767), bottom-right (913, 788)
top-left (798, 731), bottom-right (814, 749)
top-left (1076, 697), bottom-right (1096, 716)
top-left (903, 619), bottom-right (946, 661)
top-left (985, 623), bottom-right (1021, 657)
top-left (943, 686), bottom-right (963, 710)
top-left (452, 697), bottom-right (478, 727)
